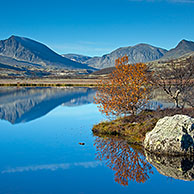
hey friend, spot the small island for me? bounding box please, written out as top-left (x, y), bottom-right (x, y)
top-left (92, 55), bottom-right (194, 156)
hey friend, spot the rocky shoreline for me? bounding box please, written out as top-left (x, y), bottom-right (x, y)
top-left (93, 109), bottom-right (194, 156)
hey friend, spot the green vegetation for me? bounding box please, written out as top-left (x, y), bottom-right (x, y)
top-left (92, 108), bottom-right (194, 145)
top-left (93, 110), bottom-right (158, 145)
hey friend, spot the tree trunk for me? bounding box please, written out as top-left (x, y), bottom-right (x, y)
top-left (174, 98), bottom-right (179, 108)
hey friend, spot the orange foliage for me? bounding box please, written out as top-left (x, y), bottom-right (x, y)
top-left (94, 137), bottom-right (153, 186)
top-left (94, 55), bottom-right (151, 116)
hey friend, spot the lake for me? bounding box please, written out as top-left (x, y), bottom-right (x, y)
top-left (0, 87), bottom-right (193, 194)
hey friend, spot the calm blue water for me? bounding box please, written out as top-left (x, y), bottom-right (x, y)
top-left (0, 87), bottom-right (193, 194)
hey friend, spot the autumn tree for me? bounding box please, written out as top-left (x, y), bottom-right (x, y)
top-left (94, 55), bottom-right (151, 116)
top-left (152, 56), bottom-right (194, 108)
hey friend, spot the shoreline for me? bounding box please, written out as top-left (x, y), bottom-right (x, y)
top-left (92, 108), bottom-right (194, 146)
top-left (92, 110), bottom-right (158, 146)
top-left (0, 79), bottom-right (100, 87)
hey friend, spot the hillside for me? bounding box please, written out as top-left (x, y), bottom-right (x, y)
top-left (161, 39), bottom-right (194, 60)
top-left (83, 44), bottom-right (167, 69)
top-left (1, 37), bottom-right (194, 78)
top-left (62, 40), bottom-right (194, 69)
top-left (62, 54), bottom-right (91, 63)
top-left (0, 36), bottom-right (93, 70)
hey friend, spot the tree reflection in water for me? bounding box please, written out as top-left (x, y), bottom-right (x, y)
top-left (94, 137), bottom-right (153, 186)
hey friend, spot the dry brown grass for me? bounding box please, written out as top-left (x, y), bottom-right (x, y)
top-left (92, 108), bottom-right (194, 145)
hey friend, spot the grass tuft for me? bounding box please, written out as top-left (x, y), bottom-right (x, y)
top-left (92, 108), bottom-right (194, 145)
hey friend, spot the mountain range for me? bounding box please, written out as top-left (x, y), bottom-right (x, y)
top-left (63, 39), bottom-right (194, 69)
top-left (0, 36), bottom-right (93, 70)
top-left (0, 87), bottom-right (176, 124)
top-left (0, 35), bottom-right (194, 74)
top-left (69, 44), bottom-right (168, 69)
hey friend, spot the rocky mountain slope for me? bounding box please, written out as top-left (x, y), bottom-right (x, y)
top-left (161, 39), bottom-right (194, 60)
top-left (0, 36), bottom-right (93, 70)
top-left (62, 53), bottom-right (91, 63)
top-left (1, 36), bottom-right (194, 74)
top-left (85, 44), bottom-right (167, 69)
top-left (62, 44), bottom-right (167, 69)
top-left (62, 40), bottom-right (194, 69)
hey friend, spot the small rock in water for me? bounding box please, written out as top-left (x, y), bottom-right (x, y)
top-left (78, 142), bottom-right (85, 145)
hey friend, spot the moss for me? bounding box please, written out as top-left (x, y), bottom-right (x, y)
top-left (92, 110), bottom-right (161, 145)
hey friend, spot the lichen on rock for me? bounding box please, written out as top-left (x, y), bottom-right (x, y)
top-left (144, 114), bottom-right (194, 156)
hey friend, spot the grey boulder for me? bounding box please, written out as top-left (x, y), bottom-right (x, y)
top-left (144, 114), bottom-right (194, 156)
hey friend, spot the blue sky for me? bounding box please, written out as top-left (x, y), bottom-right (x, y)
top-left (0, 0), bottom-right (194, 56)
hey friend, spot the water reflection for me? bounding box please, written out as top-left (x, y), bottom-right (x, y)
top-left (0, 87), bottom-right (176, 125)
top-left (0, 87), bottom-right (96, 124)
top-left (94, 136), bottom-right (153, 186)
top-left (1, 161), bottom-right (103, 174)
top-left (145, 151), bottom-right (194, 181)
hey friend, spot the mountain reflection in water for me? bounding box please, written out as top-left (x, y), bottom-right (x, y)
top-left (0, 87), bottom-right (96, 124)
top-left (94, 137), bottom-right (153, 186)
top-left (1, 87), bottom-right (194, 193)
top-left (0, 87), bottom-right (176, 125)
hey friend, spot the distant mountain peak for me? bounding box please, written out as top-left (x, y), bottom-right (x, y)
top-left (0, 35), bottom-right (94, 70)
top-left (9, 35), bottom-right (29, 40)
top-left (6, 35), bottom-right (47, 48)
top-left (83, 43), bottom-right (168, 69)
top-left (62, 53), bottom-right (92, 64)
top-left (161, 39), bottom-right (194, 60)
top-left (135, 43), bottom-right (152, 47)
top-left (176, 39), bottom-right (194, 48)
top-left (180, 39), bottom-right (188, 42)
top-left (8, 35), bottom-right (25, 42)
top-left (9, 35), bottom-right (17, 39)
